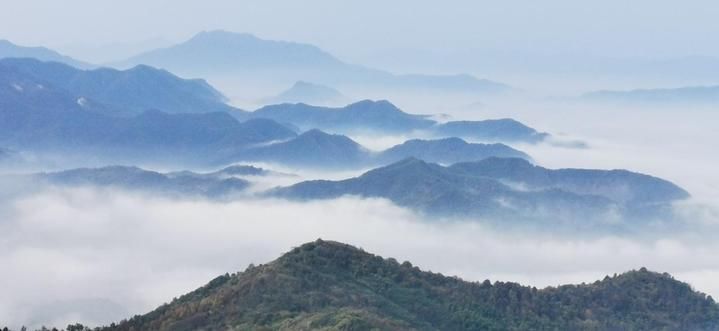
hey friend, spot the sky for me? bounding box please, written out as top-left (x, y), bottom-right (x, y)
top-left (2, 0), bottom-right (719, 65)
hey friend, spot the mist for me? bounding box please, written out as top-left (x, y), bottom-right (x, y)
top-left (1, 181), bottom-right (719, 329)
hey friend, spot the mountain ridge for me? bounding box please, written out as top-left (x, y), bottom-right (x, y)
top-left (118, 30), bottom-right (510, 94)
top-left (102, 239), bottom-right (719, 331)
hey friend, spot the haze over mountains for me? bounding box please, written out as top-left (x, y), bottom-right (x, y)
top-left (275, 157), bottom-right (689, 228)
top-left (262, 80), bottom-right (349, 106)
top-left (2, 15), bottom-right (718, 330)
top-left (34, 165), bottom-right (273, 198)
top-left (583, 85), bottom-right (719, 105)
top-left (100, 240), bottom-right (719, 331)
top-left (243, 100), bottom-right (549, 142)
top-left (0, 39), bottom-right (91, 69)
top-left (116, 30), bottom-right (511, 94)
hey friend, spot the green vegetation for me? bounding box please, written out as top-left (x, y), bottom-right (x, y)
top-left (96, 239), bottom-right (719, 331)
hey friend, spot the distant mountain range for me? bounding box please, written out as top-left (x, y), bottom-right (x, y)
top-left (0, 39), bottom-right (92, 69)
top-left (0, 65), bottom-right (528, 168)
top-left (244, 99), bottom-right (435, 134)
top-left (100, 240), bottom-right (719, 331)
top-left (0, 57), bottom-right (232, 115)
top-left (274, 157), bottom-right (689, 227)
top-left (243, 100), bottom-right (549, 142)
top-left (583, 85), bottom-right (719, 105)
top-left (35, 164), bottom-right (278, 198)
top-left (229, 131), bottom-right (529, 169)
top-left (117, 30), bottom-right (510, 93)
top-left (262, 81), bottom-right (349, 106)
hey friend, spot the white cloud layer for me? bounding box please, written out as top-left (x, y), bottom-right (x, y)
top-left (1, 187), bottom-right (719, 329)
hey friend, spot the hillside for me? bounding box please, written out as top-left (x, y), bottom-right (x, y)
top-left (0, 57), bottom-right (234, 115)
top-left (103, 240), bottom-right (719, 331)
top-left (273, 158), bottom-right (689, 226)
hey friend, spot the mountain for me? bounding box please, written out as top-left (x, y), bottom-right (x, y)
top-left (119, 30), bottom-right (510, 93)
top-left (448, 157), bottom-right (690, 205)
top-left (377, 138), bottom-right (530, 165)
top-left (0, 64), bottom-right (296, 164)
top-left (0, 58), bottom-right (234, 116)
top-left (233, 129), bottom-right (371, 169)
top-left (102, 240), bottom-right (719, 331)
top-left (228, 130), bottom-right (530, 170)
top-left (37, 165), bottom-right (278, 198)
top-left (245, 99), bottom-right (436, 134)
top-left (273, 158), bottom-right (689, 226)
top-left (433, 119), bottom-right (550, 143)
top-left (0, 39), bottom-right (91, 69)
top-left (583, 85), bottom-right (719, 105)
top-left (244, 100), bottom-right (549, 142)
top-left (263, 81), bottom-right (349, 106)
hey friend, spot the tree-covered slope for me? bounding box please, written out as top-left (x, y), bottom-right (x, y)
top-left (104, 240), bottom-right (719, 331)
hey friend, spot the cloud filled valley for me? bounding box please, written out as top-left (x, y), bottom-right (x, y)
top-left (1, 175), bottom-right (719, 328)
top-left (1, 16), bottom-right (719, 330)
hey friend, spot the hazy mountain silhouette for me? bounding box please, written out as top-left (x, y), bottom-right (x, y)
top-left (119, 30), bottom-right (510, 93)
top-left (274, 158), bottom-right (689, 227)
top-left (227, 130), bottom-right (529, 170)
top-left (245, 100), bottom-right (549, 142)
top-left (36, 165), bottom-right (280, 198)
top-left (263, 81), bottom-right (349, 106)
top-left (0, 39), bottom-right (92, 69)
top-left (584, 85), bottom-right (719, 105)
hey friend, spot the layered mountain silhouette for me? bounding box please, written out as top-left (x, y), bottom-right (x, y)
top-left (584, 85), bottom-right (719, 105)
top-left (36, 165), bottom-right (277, 198)
top-left (0, 65), bottom-right (527, 168)
top-left (0, 39), bottom-right (91, 69)
top-left (244, 99), bottom-right (549, 142)
top-left (244, 99), bottom-right (435, 134)
top-left (229, 131), bottom-right (529, 169)
top-left (0, 57), bottom-right (233, 115)
top-left (433, 119), bottom-right (549, 143)
top-left (262, 81), bottom-right (349, 106)
top-left (274, 158), bottom-right (689, 226)
top-left (118, 30), bottom-right (510, 93)
top-left (102, 240), bottom-right (719, 331)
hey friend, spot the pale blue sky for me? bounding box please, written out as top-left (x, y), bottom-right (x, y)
top-left (1, 0), bottom-right (717, 64)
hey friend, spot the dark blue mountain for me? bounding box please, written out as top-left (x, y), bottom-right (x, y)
top-left (246, 100), bottom-right (435, 134)
top-left (0, 39), bottom-right (91, 68)
top-left (1, 57), bottom-right (235, 115)
top-left (119, 30), bottom-right (510, 93)
top-left (0, 62), bottom-right (296, 164)
top-left (273, 158), bottom-right (689, 227)
top-left (433, 119), bottom-right (549, 143)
